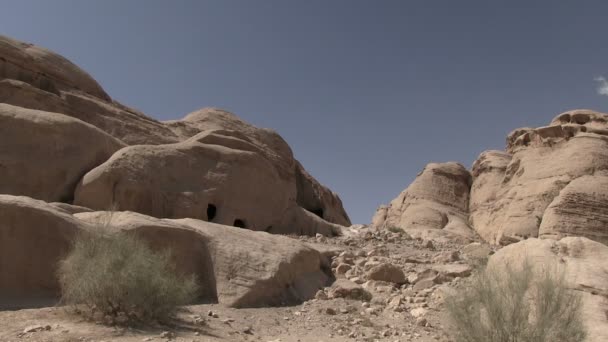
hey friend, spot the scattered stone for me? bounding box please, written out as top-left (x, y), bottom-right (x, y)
top-left (461, 242), bottom-right (492, 260)
top-left (328, 279), bottom-right (372, 301)
top-left (325, 307), bottom-right (337, 315)
top-left (416, 317), bottom-right (428, 327)
top-left (413, 279), bottom-right (436, 291)
top-left (432, 250), bottom-right (460, 263)
top-left (160, 331), bottom-right (174, 339)
top-left (410, 307), bottom-right (428, 318)
top-left (336, 263), bottom-right (352, 275)
top-left (366, 263), bottom-right (407, 284)
top-left (315, 289), bottom-right (328, 300)
top-left (23, 325), bottom-right (50, 333)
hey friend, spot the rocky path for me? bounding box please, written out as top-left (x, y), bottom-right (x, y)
top-left (0, 227), bottom-right (491, 342)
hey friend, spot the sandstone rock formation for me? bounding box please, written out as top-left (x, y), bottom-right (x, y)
top-left (0, 35), bottom-right (350, 237)
top-left (0, 195), bottom-right (83, 307)
top-left (0, 103), bottom-right (125, 202)
top-left (488, 237), bottom-right (608, 342)
top-left (371, 162), bottom-right (476, 241)
top-left (374, 109), bottom-right (608, 247)
top-left (0, 35), bottom-right (177, 145)
top-left (539, 175), bottom-right (608, 245)
top-left (474, 114), bottom-right (608, 244)
top-left (0, 195), bottom-right (332, 309)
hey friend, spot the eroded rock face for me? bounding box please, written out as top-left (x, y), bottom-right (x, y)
top-left (372, 162), bottom-right (476, 241)
top-left (0, 103), bottom-right (125, 202)
top-left (470, 110), bottom-right (608, 245)
top-left (376, 109), bottom-right (608, 247)
top-left (539, 175), bottom-right (608, 244)
top-left (469, 150), bottom-right (512, 242)
top-left (74, 128), bottom-right (344, 236)
top-left (0, 35), bottom-right (350, 236)
top-left (0, 195), bottom-right (332, 309)
top-left (0, 195), bottom-right (83, 307)
top-left (0, 36), bottom-right (177, 145)
top-left (488, 237), bottom-right (608, 342)
top-left (0, 35), bottom-right (109, 100)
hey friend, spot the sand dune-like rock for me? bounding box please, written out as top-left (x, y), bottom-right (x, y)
top-left (0, 35), bottom-right (179, 145)
top-left (0, 34), bottom-right (109, 100)
top-left (0, 103), bottom-right (125, 202)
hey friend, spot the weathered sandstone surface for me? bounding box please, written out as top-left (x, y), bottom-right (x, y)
top-left (0, 195), bottom-right (332, 309)
top-left (371, 162), bottom-right (476, 242)
top-left (0, 34), bottom-right (350, 237)
top-left (375, 109), bottom-right (608, 247)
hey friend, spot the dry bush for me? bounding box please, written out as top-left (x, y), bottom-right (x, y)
top-left (387, 225), bottom-right (405, 234)
top-left (58, 224), bottom-right (199, 323)
top-left (445, 259), bottom-right (586, 342)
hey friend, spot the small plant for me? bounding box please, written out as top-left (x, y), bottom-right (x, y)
top-left (58, 224), bottom-right (199, 323)
top-left (387, 225), bottom-right (405, 234)
top-left (445, 259), bottom-right (586, 342)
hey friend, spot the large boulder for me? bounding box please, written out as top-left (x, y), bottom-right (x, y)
top-left (171, 217), bottom-right (332, 307)
top-left (0, 195), bottom-right (84, 308)
top-left (488, 237), bottom-right (608, 342)
top-left (372, 162), bottom-right (476, 241)
top-left (0, 103), bottom-right (125, 202)
top-left (0, 195), bottom-right (333, 309)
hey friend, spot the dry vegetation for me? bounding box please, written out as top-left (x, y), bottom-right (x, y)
top-left (445, 259), bottom-right (586, 342)
top-left (58, 227), bottom-right (199, 323)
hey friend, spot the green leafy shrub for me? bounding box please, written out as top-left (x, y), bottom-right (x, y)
top-left (58, 227), bottom-right (199, 322)
top-left (445, 259), bottom-right (586, 342)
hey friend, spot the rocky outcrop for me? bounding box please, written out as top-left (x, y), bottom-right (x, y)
top-left (73, 127), bottom-right (345, 236)
top-left (488, 237), bottom-right (608, 342)
top-left (0, 35), bottom-right (177, 145)
top-left (0, 35), bottom-right (350, 236)
top-left (372, 162), bottom-right (476, 241)
top-left (0, 103), bottom-right (125, 202)
top-left (294, 160), bottom-right (351, 226)
top-left (0, 35), bottom-right (109, 100)
top-left (470, 110), bottom-right (608, 245)
top-left (539, 175), bottom-right (608, 244)
top-left (469, 150), bottom-right (512, 242)
top-left (0, 195), bottom-right (332, 309)
top-left (376, 109), bottom-right (608, 247)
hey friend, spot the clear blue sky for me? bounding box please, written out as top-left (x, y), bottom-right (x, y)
top-left (2, 1), bottom-right (608, 224)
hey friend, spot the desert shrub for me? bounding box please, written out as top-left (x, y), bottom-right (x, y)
top-left (445, 259), bottom-right (586, 342)
top-left (58, 227), bottom-right (199, 322)
top-left (387, 225), bottom-right (405, 234)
